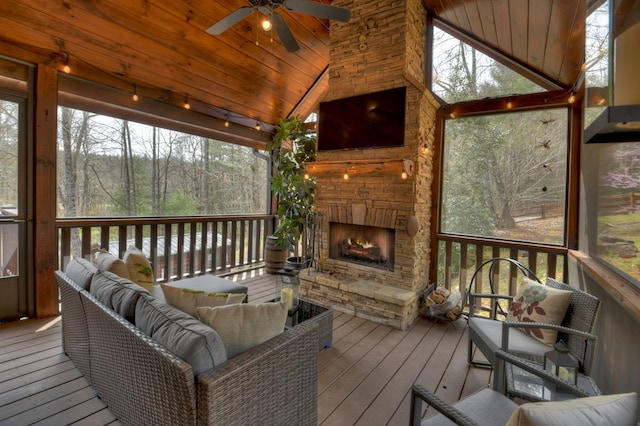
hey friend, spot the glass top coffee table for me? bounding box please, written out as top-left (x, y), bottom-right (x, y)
top-left (272, 297), bottom-right (333, 351)
top-left (506, 363), bottom-right (601, 402)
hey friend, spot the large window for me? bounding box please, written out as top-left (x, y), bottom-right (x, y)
top-left (592, 143), bottom-right (640, 283)
top-left (56, 107), bottom-right (269, 218)
top-left (431, 25), bottom-right (545, 103)
top-left (441, 108), bottom-right (569, 245)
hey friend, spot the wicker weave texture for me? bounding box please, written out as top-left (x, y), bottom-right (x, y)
top-left (197, 321), bottom-right (319, 426)
top-left (56, 272), bottom-right (92, 383)
top-left (82, 291), bottom-right (198, 426)
top-left (297, 299), bottom-right (333, 350)
top-left (58, 269), bottom-right (320, 426)
top-left (546, 277), bottom-right (601, 374)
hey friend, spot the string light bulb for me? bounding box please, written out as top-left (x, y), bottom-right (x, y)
top-left (568, 92), bottom-right (575, 104)
top-left (506, 99), bottom-right (513, 109)
top-left (55, 51), bottom-right (71, 73)
top-left (184, 94), bottom-right (191, 110)
top-left (343, 170), bottom-right (349, 180)
top-left (255, 121), bottom-right (261, 131)
top-left (401, 171), bottom-right (408, 179)
top-left (304, 173), bottom-right (310, 180)
top-left (132, 85), bottom-right (139, 102)
top-left (224, 112), bottom-right (230, 127)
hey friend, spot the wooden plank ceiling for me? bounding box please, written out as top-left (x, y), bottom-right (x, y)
top-left (0, 0), bottom-right (335, 129)
top-left (1, 0), bottom-right (586, 134)
top-left (422, 0), bottom-right (586, 90)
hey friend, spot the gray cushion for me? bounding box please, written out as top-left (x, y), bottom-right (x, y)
top-left (90, 270), bottom-right (150, 322)
top-left (64, 258), bottom-right (96, 290)
top-left (135, 293), bottom-right (227, 376)
top-left (176, 275), bottom-right (248, 295)
top-left (424, 387), bottom-right (518, 426)
top-left (469, 317), bottom-right (551, 364)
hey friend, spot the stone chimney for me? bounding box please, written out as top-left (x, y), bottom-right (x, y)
top-left (299, 0), bottom-right (441, 330)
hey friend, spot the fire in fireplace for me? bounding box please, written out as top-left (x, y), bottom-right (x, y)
top-left (329, 222), bottom-right (395, 271)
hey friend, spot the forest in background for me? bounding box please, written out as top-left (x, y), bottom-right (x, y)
top-left (56, 107), bottom-right (269, 219)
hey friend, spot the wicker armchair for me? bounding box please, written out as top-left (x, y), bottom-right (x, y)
top-left (467, 258), bottom-right (601, 375)
top-left (411, 350), bottom-right (597, 426)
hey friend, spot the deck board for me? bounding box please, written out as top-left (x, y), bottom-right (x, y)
top-left (0, 269), bottom-right (492, 425)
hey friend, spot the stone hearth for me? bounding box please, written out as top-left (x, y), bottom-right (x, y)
top-left (300, 270), bottom-right (417, 330)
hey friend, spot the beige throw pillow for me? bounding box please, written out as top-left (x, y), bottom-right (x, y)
top-left (95, 249), bottom-right (131, 280)
top-left (507, 277), bottom-right (573, 345)
top-left (506, 392), bottom-right (638, 426)
top-left (161, 283), bottom-right (246, 317)
top-left (197, 302), bottom-right (288, 358)
top-left (123, 245), bottom-right (155, 292)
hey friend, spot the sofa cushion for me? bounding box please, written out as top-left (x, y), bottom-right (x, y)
top-left (95, 249), bottom-right (131, 280)
top-left (123, 245), bottom-right (155, 292)
top-left (171, 275), bottom-right (248, 295)
top-left (135, 294), bottom-right (227, 376)
top-left (507, 277), bottom-right (573, 345)
top-left (161, 282), bottom-right (246, 317)
top-left (64, 258), bottom-right (97, 291)
top-left (506, 392), bottom-right (638, 426)
top-left (90, 270), bottom-right (150, 322)
top-left (197, 302), bottom-right (288, 359)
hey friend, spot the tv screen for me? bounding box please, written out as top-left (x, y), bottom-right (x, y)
top-left (317, 87), bottom-right (406, 151)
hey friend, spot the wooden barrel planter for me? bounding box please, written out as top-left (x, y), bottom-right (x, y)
top-left (265, 235), bottom-right (287, 274)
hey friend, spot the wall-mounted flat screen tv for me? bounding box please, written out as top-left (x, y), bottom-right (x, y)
top-left (317, 86), bottom-right (406, 151)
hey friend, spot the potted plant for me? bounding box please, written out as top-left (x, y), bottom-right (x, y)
top-left (266, 115), bottom-right (317, 270)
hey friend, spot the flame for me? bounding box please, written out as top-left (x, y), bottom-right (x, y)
top-left (348, 238), bottom-right (376, 248)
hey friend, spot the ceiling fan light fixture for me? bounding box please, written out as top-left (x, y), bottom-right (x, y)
top-left (261, 15), bottom-right (272, 31)
top-left (207, 0), bottom-right (351, 53)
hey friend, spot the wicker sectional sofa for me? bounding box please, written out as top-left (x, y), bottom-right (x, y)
top-left (56, 259), bottom-right (319, 426)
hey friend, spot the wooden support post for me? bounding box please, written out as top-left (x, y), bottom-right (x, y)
top-left (33, 65), bottom-right (59, 318)
top-left (32, 66), bottom-right (58, 318)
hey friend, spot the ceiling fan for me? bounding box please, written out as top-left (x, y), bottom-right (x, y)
top-left (207, 0), bottom-right (352, 52)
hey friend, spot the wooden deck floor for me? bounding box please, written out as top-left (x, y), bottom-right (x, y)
top-left (0, 269), bottom-right (492, 426)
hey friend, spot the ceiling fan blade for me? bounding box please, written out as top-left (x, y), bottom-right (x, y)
top-left (272, 12), bottom-right (300, 52)
top-left (207, 7), bottom-right (255, 35)
top-left (285, 0), bottom-right (351, 23)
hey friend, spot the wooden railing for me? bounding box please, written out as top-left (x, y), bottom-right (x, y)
top-left (57, 215), bottom-right (275, 282)
top-left (433, 234), bottom-right (568, 300)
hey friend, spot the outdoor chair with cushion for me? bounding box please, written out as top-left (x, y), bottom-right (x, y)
top-left (466, 258), bottom-right (601, 375)
top-left (410, 350), bottom-right (637, 426)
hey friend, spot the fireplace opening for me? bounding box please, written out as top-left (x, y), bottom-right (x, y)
top-left (329, 222), bottom-right (395, 271)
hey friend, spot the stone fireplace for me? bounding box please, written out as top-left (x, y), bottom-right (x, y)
top-left (297, 0), bottom-right (440, 330)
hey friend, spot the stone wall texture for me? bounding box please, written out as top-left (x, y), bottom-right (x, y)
top-left (302, 0), bottom-right (440, 329)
